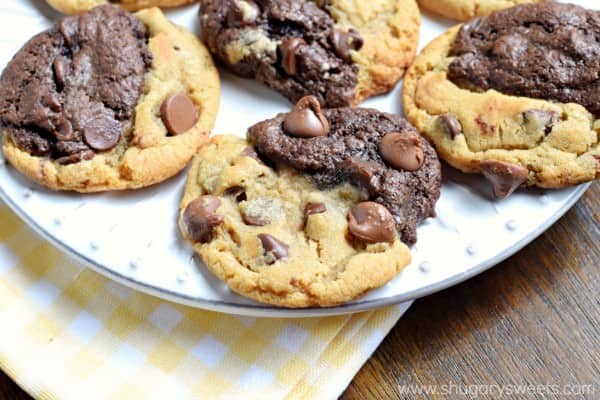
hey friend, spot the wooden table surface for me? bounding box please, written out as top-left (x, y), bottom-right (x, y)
top-left (1, 183), bottom-right (598, 399)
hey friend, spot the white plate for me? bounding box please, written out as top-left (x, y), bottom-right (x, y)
top-left (0, 0), bottom-right (593, 317)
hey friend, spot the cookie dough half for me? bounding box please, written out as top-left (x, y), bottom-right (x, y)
top-left (418, 0), bottom-right (543, 21)
top-left (47, 0), bottom-right (197, 14)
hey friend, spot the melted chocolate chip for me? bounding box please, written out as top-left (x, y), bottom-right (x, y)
top-left (183, 195), bottom-right (224, 243)
top-left (379, 132), bottom-right (424, 171)
top-left (341, 160), bottom-right (378, 195)
top-left (279, 37), bottom-right (306, 76)
top-left (161, 93), bottom-right (198, 136)
top-left (257, 233), bottom-right (289, 263)
top-left (283, 96), bottom-right (330, 138)
top-left (242, 213), bottom-right (268, 226)
top-left (52, 56), bottom-right (68, 91)
top-left (83, 114), bottom-right (122, 151)
top-left (54, 117), bottom-right (76, 142)
top-left (329, 29), bottom-right (363, 63)
top-left (438, 114), bottom-right (462, 139)
top-left (225, 186), bottom-right (247, 202)
top-left (304, 202), bottom-right (327, 225)
top-left (347, 202), bottom-right (396, 244)
top-left (56, 150), bottom-right (94, 165)
top-left (480, 160), bottom-right (529, 199)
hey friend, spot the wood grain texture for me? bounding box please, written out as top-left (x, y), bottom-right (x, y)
top-left (342, 182), bottom-right (600, 400)
top-left (1, 183), bottom-right (598, 399)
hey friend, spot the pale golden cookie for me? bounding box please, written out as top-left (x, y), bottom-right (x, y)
top-left (179, 136), bottom-right (412, 308)
top-left (403, 26), bottom-right (600, 192)
top-left (323, 0), bottom-right (421, 103)
top-left (418, 0), bottom-right (544, 21)
top-left (2, 8), bottom-right (220, 192)
top-left (47, 0), bottom-right (197, 14)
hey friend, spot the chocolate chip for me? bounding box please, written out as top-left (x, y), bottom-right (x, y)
top-left (183, 195), bottom-right (224, 243)
top-left (279, 37), bottom-right (306, 76)
top-left (480, 160), bottom-right (529, 199)
top-left (225, 186), bottom-right (247, 202)
top-left (58, 20), bottom-right (73, 46)
top-left (379, 132), bottom-right (424, 171)
top-left (438, 114), bottom-right (462, 139)
top-left (161, 93), bottom-right (198, 136)
top-left (257, 233), bottom-right (289, 263)
top-left (54, 117), bottom-right (76, 142)
top-left (283, 96), bottom-right (330, 138)
top-left (56, 140), bottom-right (89, 156)
top-left (243, 213), bottom-right (268, 226)
top-left (53, 56), bottom-right (68, 91)
top-left (83, 114), bottom-right (122, 151)
top-left (329, 29), bottom-right (363, 63)
top-left (56, 150), bottom-right (94, 165)
top-left (227, 0), bottom-right (260, 25)
top-left (347, 202), bottom-right (396, 244)
top-left (304, 202), bottom-right (327, 225)
top-left (343, 159), bottom-right (380, 196)
top-left (522, 109), bottom-right (557, 135)
top-left (43, 93), bottom-right (61, 112)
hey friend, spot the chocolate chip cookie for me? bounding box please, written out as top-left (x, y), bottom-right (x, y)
top-left (403, 2), bottom-right (600, 197)
top-left (199, 0), bottom-right (420, 107)
top-left (179, 100), bottom-right (441, 307)
top-left (418, 0), bottom-right (543, 21)
top-left (47, 0), bottom-right (196, 14)
top-left (179, 136), bottom-right (407, 308)
top-left (0, 5), bottom-right (219, 192)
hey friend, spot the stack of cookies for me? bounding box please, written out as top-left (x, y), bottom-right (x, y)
top-left (0, 0), bottom-right (597, 308)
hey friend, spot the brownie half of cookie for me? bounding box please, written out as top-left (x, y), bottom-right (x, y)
top-left (0, 5), bottom-right (152, 165)
top-left (199, 0), bottom-right (362, 107)
top-left (248, 95), bottom-right (442, 245)
top-left (448, 2), bottom-right (600, 115)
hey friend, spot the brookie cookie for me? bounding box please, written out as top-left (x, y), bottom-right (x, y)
top-left (179, 98), bottom-right (441, 307)
top-left (47, 0), bottom-right (197, 14)
top-left (199, 0), bottom-right (420, 107)
top-left (0, 5), bottom-right (219, 192)
top-left (418, 0), bottom-right (543, 21)
top-left (403, 2), bottom-right (600, 198)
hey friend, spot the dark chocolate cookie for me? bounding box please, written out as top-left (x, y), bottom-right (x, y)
top-left (248, 96), bottom-right (442, 245)
top-left (0, 5), bottom-right (151, 163)
top-left (448, 2), bottom-right (600, 115)
top-left (199, 0), bottom-right (420, 107)
top-left (0, 6), bottom-right (220, 192)
top-left (403, 3), bottom-right (600, 196)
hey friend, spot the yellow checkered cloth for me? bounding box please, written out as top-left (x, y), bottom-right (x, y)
top-left (0, 203), bottom-right (410, 400)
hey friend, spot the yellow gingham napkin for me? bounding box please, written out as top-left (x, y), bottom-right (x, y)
top-left (0, 203), bottom-right (411, 400)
